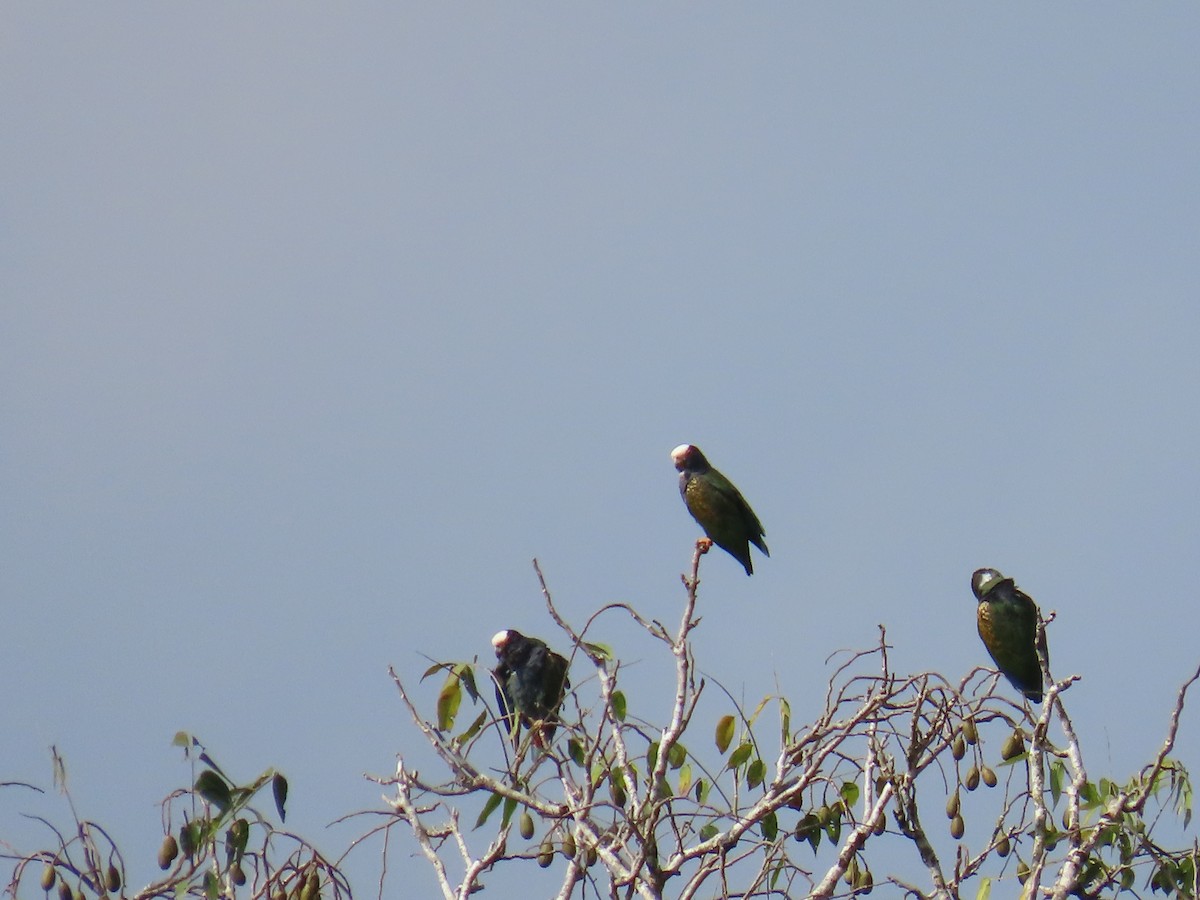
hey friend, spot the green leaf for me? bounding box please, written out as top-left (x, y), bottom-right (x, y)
top-left (568, 738), bottom-right (586, 767)
top-left (1155, 861), bottom-right (1177, 893)
top-left (475, 792), bottom-right (503, 829)
top-left (609, 767), bottom-right (628, 806)
top-left (770, 861), bottom-right (784, 891)
top-left (1172, 766), bottom-right (1193, 827)
top-left (454, 663), bottom-right (480, 703)
top-left (195, 770), bottom-right (232, 813)
top-left (715, 715), bottom-right (736, 754)
top-left (455, 710), bottom-right (488, 744)
top-left (1117, 831), bottom-right (1133, 865)
top-left (779, 697), bottom-right (791, 743)
top-left (437, 672), bottom-right (463, 731)
top-left (611, 691), bottom-right (627, 722)
top-left (747, 759), bottom-right (766, 790)
top-left (747, 696), bottom-right (771, 727)
top-left (197, 752), bottom-right (227, 780)
top-left (582, 642), bottom-right (612, 660)
top-left (795, 812), bottom-right (821, 851)
top-left (839, 781), bottom-right (860, 809)
top-left (677, 764), bottom-right (692, 797)
top-left (727, 742), bottom-right (753, 771)
top-left (760, 809), bottom-right (778, 842)
top-left (667, 741), bottom-right (686, 769)
top-left (694, 778), bottom-right (709, 804)
top-left (699, 823), bottom-right (718, 841)
top-left (272, 773), bottom-right (288, 822)
top-left (501, 796), bottom-right (518, 828)
top-left (647, 741), bottom-right (659, 772)
top-left (823, 807), bottom-right (842, 843)
top-left (203, 869), bottom-right (220, 900)
top-left (975, 876), bottom-right (991, 900)
top-left (1080, 780), bottom-right (1100, 807)
top-left (420, 662), bottom-right (446, 680)
top-left (179, 819), bottom-right (200, 857)
top-left (1049, 761), bottom-right (1064, 807)
top-left (172, 731), bottom-right (191, 748)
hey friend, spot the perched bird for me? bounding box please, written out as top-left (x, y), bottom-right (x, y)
top-left (491, 630), bottom-right (570, 747)
top-left (671, 443), bottom-right (769, 575)
top-left (971, 568), bottom-right (1047, 703)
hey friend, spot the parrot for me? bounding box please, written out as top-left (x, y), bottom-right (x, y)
top-left (672, 443), bottom-right (768, 575)
top-left (971, 567), bottom-right (1046, 702)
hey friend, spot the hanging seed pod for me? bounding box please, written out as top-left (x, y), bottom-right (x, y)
top-left (1001, 730), bottom-right (1026, 761)
top-left (300, 870), bottom-right (319, 900)
top-left (950, 815), bottom-right (965, 839)
top-left (40, 866), bottom-right (57, 891)
top-left (981, 766), bottom-right (998, 788)
top-left (585, 845), bottom-right (598, 868)
top-left (843, 858), bottom-right (859, 885)
top-left (872, 812), bottom-right (886, 836)
top-left (105, 865), bottom-right (120, 893)
top-left (996, 832), bottom-right (1011, 857)
top-left (964, 765), bottom-right (980, 791)
top-left (945, 791), bottom-right (960, 819)
top-left (952, 735), bottom-right (966, 760)
top-left (561, 832), bottom-right (576, 859)
top-left (57, 883), bottom-right (72, 900)
top-left (537, 837), bottom-right (554, 868)
top-left (519, 812), bottom-right (535, 841)
top-left (856, 869), bottom-right (874, 894)
top-left (231, 864), bottom-right (246, 887)
top-left (158, 835), bottom-right (179, 870)
top-left (1017, 861), bottom-right (1030, 884)
top-left (962, 718), bottom-right (978, 745)
top-left (178, 824), bottom-right (196, 859)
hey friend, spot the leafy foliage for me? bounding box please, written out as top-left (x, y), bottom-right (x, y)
top-left (376, 549), bottom-right (1200, 899)
top-left (5, 549), bottom-right (1200, 900)
top-left (4, 735), bottom-right (346, 900)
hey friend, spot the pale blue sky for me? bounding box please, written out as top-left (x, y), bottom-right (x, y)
top-left (4, 5), bottom-right (1199, 896)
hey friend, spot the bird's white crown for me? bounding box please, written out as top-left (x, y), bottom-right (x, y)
top-left (972, 568), bottom-right (1004, 595)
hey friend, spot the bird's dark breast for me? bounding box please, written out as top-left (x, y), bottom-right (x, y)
top-left (683, 478), bottom-right (719, 519)
top-left (976, 598), bottom-right (1042, 700)
top-left (976, 598), bottom-right (1030, 652)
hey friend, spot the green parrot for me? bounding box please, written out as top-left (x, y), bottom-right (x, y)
top-left (971, 567), bottom-right (1046, 702)
top-left (672, 444), bottom-right (768, 575)
top-left (491, 629), bottom-right (570, 747)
